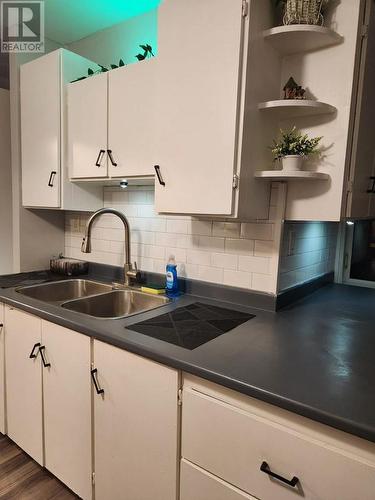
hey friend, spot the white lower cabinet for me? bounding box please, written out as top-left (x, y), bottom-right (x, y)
top-left (182, 375), bottom-right (375, 500)
top-left (92, 339), bottom-right (179, 500)
top-left (42, 320), bottom-right (92, 500)
top-left (0, 304), bottom-right (5, 434)
top-left (5, 307), bottom-right (92, 499)
top-left (5, 306), bottom-right (44, 464)
top-left (180, 459), bottom-right (257, 500)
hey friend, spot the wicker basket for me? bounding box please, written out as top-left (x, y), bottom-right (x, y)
top-left (283, 0), bottom-right (324, 25)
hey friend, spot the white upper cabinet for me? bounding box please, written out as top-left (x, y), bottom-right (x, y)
top-left (154, 0), bottom-right (244, 215)
top-left (21, 51), bottom-right (61, 208)
top-left (20, 49), bottom-right (103, 210)
top-left (108, 58), bottom-right (157, 178)
top-left (68, 72), bottom-right (108, 179)
top-left (153, 0), bottom-right (273, 218)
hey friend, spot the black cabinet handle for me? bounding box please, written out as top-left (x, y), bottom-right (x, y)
top-left (107, 150), bottom-right (118, 167)
top-left (39, 346), bottom-right (51, 368)
top-left (91, 368), bottom-right (104, 395)
top-left (95, 149), bottom-right (106, 167)
top-left (29, 342), bottom-right (41, 359)
top-left (48, 171), bottom-right (57, 187)
top-left (367, 176), bottom-right (375, 194)
top-left (260, 461), bottom-right (299, 488)
top-left (154, 165), bottom-right (165, 186)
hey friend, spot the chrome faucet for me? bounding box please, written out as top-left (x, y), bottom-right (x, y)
top-left (81, 208), bottom-right (140, 287)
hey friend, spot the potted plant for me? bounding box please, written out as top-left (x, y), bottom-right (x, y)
top-left (271, 127), bottom-right (322, 171)
top-left (274, 0), bottom-right (329, 26)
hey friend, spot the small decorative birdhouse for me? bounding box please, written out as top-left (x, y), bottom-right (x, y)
top-left (283, 76), bottom-right (306, 100)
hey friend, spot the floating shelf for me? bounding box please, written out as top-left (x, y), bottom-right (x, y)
top-left (264, 25), bottom-right (342, 55)
top-left (258, 99), bottom-right (336, 118)
top-left (254, 170), bottom-right (330, 181)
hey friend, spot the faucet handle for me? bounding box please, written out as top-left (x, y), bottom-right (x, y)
top-left (133, 261), bottom-right (138, 271)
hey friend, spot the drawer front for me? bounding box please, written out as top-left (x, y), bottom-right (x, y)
top-left (180, 459), bottom-right (256, 500)
top-left (182, 388), bottom-right (375, 500)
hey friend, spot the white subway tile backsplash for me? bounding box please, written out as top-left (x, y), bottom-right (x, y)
top-left (223, 270), bottom-right (252, 289)
top-left (241, 223), bottom-right (274, 241)
top-left (198, 236), bottom-right (225, 252)
top-left (278, 222), bottom-right (338, 292)
top-left (65, 186), bottom-right (280, 292)
top-left (187, 249), bottom-right (211, 266)
top-left (239, 255), bottom-right (270, 275)
top-left (212, 222), bottom-right (241, 239)
top-left (211, 253), bottom-right (238, 270)
top-left (225, 238), bottom-right (254, 255)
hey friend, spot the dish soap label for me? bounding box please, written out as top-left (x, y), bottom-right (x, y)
top-left (166, 255), bottom-right (179, 297)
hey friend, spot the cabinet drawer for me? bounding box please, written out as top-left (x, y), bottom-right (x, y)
top-left (180, 459), bottom-right (256, 500)
top-left (182, 388), bottom-right (375, 500)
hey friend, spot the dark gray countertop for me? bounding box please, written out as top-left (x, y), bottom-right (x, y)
top-left (1, 272), bottom-right (374, 443)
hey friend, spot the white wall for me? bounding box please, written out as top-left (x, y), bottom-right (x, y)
top-left (278, 221), bottom-right (338, 291)
top-left (0, 89), bottom-right (13, 274)
top-left (67, 10), bottom-right (158, 67)
top-left (65, 185), bottom-right (283, 294)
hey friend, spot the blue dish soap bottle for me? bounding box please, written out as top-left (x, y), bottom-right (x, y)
top-left (166, 255), bottom-right (179, 297)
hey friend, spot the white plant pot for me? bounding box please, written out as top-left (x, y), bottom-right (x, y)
top-left (281, 155), bottom-right (304, 171)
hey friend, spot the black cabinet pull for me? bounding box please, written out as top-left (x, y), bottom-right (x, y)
top-left (29, 342), bottom-right (41, 359)
top-left (367, 176), bottom-right (375, 194)
top-left (95, 149), bottom-right (106, 167)
top-left (107, 150), bottom-right (118, 166)
top-left (39, 346), bottom-right (51, 368)
top-left (154, 165), bottom-right (165, 186)
top-left (48, 171), bottom-right (57, 187)
top-left (91, 368), bottom-right (104, 395)
top-left (260, 461), bottom-right (299, 488)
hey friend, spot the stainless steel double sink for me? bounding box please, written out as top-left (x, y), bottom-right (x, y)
top-left (16, 279), bottom-right (169, 319)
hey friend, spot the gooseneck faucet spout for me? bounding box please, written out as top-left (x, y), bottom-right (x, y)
top-left (81, 208), bottom-right (140, 286)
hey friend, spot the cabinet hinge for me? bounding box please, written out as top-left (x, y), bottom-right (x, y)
top-left (233, 174), bottom-right (239, 189)
top-left (347, 179), bottom-right (354, 193)
top-left (242, 0), bottom-right (249, 18)
top-left (361, 24), bottom-right (369, 38)
top-left (177, 388), bottom-right (183, 406)
top-left (92, 472), bottom-right (95, 485)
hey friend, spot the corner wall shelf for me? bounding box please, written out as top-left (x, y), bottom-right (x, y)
top-left (258, 99), bottom-right (336, 118)
top-left (264, 25), bottom-right (342, 55)
top-left (254, 170), bottom-right (329, 181)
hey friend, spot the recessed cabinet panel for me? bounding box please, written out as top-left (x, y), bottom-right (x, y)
top-left (21, 51), bottom-right (61, 208)
top-left (154, 0), bottom-right (244, 215)
top-left (68, 73), bottom-right (108, 178)
top-left (108, 58), bottom-right (157, 178)
top-left (5, 307), bottom-right (43, 464)
top-left (42, 321), bottom-right (92, 500)
top-left (93, 340), bottom-right (179, 500)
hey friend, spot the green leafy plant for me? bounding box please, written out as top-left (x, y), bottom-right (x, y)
top-left (135, 44), bottom-right (155, 61)
top-left (71, 43), bottom-right (154, 83)
top-left (271, 127), bottom-right (322, 161)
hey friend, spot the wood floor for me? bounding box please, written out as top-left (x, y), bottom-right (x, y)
top-left (0, 434), bottom-right (78, 499)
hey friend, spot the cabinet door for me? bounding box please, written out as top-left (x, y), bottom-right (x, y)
top-left (181, 459), bottom-right (257, 500)
top-left (5, 307), bottom-right (43, 464)
top-left (347, 0), bottom-right (375, 218)
top-left (42, 321), bottom-right (92, 500)
top-left (68, 73), bottom-right (108, 178)
top-left (0, 304), bottom-right (4, 434)
top-left (93, 340), bottom-right (179, 500)
top-left (21, 51), bottom-right (61, 208)
top-left (154, 0), bottom-right (244, 215)
top-left (108, 58), bottom-right (157, 178)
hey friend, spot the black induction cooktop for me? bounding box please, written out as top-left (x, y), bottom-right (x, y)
top-left (128, 302), bottom-right (255, 350)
